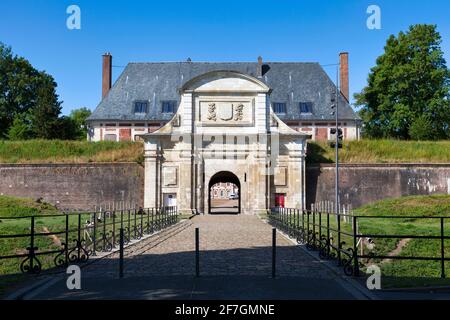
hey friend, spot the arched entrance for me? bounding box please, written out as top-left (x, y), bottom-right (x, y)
top-left (208, 171), bottom-right (241, 214)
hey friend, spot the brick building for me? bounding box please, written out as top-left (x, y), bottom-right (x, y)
top-left (87, 53), bottom-right (361, 142)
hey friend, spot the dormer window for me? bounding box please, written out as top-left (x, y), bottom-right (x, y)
top-left (299, 102), bottom-right (313, 114)
top-left (273, 102), bottom-right (287, 114)
top-left (162, 100), bottom-right (176, 113)
top-left (134, 101), bottom-right (148, 114)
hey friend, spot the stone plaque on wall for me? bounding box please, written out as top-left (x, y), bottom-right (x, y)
top-left (163, 167), bottom-right (178, 187)
top-left (199, 99), bottom-right (253, 126)
top-left (274, 167), bottom-right (287, 186)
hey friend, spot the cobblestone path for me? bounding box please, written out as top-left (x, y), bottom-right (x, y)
top-left (82, 215), bottom-right (336, 279)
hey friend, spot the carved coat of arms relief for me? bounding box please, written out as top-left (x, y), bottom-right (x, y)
top-left (206, 102), bottom-right (245, 122)
top-left (234, 104), bottom-right (244, 121)
top-left (207, 103), bottom-right (217, 121)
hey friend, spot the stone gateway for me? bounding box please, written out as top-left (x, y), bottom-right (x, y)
top-left (87, 54), bottom-right (361, 214)
top-left (139, 70), bottom-right (309, 214)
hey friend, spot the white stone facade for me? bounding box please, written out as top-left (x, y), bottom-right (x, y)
top-left (140, 71), bottom-right (309, 215)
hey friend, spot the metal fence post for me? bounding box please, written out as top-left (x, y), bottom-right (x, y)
top-left (29, 216), bottom-right (36, 273)
top-left (77, 213), bottom-right (82, 261)
top-left (306, 208), bottom-right (310, 245)
top-left (337, 207), bottom-right (342, 265)
top-left (92, 211), bottom-right (97, 256)
top-left (65, 214), bottom-right (69, 266)
top-left (140, 208), bottom-right (144, 237)
top-left (102, 211), bottom-right (107, 251)
top-left (290, 209), bottom-right (293, 235)
top-left (112, 209), bottom-right (116, 246)
top-left (301, 209), bottom-right (305, 242)
top-left (147, 208), bottom-right (150, 233)
top-left (119, 228), bottom-right (124, 279)
top-left (326, 203), bottom-right (330, 258)
top-left (134, 207), bottom-right (137, 239)
top-left (352, 216), bottom-right (359, 277)
top-left (195, 228), bottom-right (200, 277)
top-left (272, 228), bottom-right (276, 278)
top-left (151, 208), bottom-right (154, 233)
top-left (441, 218), bottom-right (446, 279)
top-left (318, 206), bottom-right (322, 247)
top-left (312, 206), bottom-right (316, 248)
top-left (127, 209), bottom-right (131, 241)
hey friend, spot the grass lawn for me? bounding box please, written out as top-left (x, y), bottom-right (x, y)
top-left (0, 195), bottom-right (90, 296)
top-left (274, 195), bottom-right (450, 289)
top-left (354, 195), bottom-right (450, 288)
top-left (307, 139), bottom-right (450, 164)
top-left (0, 140), bottom-right (143, 164)
top-left (0, 195), bottom-right (179, 297)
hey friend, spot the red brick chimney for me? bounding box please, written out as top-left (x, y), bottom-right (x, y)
top-left (339, 52), bottom-right (349, 102)
top-left (102, 53), bottom-right (112, 99)
top-left (257, 56), bottom-right (263, 78)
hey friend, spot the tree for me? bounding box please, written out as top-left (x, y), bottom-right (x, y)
top-left (69, 107), bottom-right (92, 140)
top-left (355, 25), bottom-right (450, 140)
top-left (54, 116), bottom-right (79, 140)
top-left (0, 42), bottom-right (63, 139)
top-left (30, 73), bottom-right (62, 139)
top-left (409, 115), bottom-right (438, 141)
top-left (7, 114), bottom-right (32, 140)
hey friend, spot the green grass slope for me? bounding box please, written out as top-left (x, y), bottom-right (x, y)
top-left (353, 195), bottom-right (450, 288)
top-left (0, 140), bottom-right (143, 164)
top-left (307, 139), bottom-right (450, 164)
top-left (0, 195), bottom-right (60, 217)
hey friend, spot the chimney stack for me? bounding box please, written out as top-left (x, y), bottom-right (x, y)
top-left (102, 53), bottom-right (112, 99)
top-left (339, 52), bottom-right (349, 102)
top-left (257, 56), bottom-right (263, 78)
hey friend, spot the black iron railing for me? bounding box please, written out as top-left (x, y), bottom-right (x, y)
top-left (0, 206), bottom-right (178, 275)
top-left (269, 207), bottom-right (450, 278)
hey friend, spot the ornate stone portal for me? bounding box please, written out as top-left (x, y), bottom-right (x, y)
top-left (140, 71), bottom-right (310, 214)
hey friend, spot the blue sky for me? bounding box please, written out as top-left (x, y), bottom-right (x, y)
top-left (1, 0), bottom-right (449, 115)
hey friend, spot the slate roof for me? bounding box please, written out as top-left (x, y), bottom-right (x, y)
top-left (87, 62), bottom-right (360, 122)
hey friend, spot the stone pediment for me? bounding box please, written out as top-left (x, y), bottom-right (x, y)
top-left (181, 70), bottom-right (271, 93)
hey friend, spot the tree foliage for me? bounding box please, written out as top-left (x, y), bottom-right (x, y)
top-left (355, 25), bottom-right (450, 140)
top-left (7, 113), bottom-right (32, 140)
top-left (0, 42), bottom-right (82, 140)
top-left (69, 107), bottom-right (92, 140)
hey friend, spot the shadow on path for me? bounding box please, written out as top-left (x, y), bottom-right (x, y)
top-left (28, 275), bottom-right (356, 300)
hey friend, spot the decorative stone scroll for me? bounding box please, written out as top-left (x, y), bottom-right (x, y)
top-left (234, 104), bottom-right (244, 121)
top-left (207, 103), bottom-right (217, 121)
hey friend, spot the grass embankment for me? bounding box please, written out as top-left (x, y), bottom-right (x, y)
top-left (0, 196), bottom-right (76, 296)
top-left (294, 195), bottom-right (450, 288)
top-left (0, 195), bottom-right (179, 296)
top-left (307, 139), bottom-right (450, 164)
top-left (1, 139), bottom-right (450, 165)
top-left (0, 140), bottom-right (143, 164)
top-left (353, 195), bottom-right (450, 288)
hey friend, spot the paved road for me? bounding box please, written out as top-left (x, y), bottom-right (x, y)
top-left (210, 199), bottom-right (239, 214)
top-left (23, 215), bottom-right (362, 300)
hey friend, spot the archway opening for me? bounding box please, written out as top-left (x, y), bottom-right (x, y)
top-left (208, 171), bottom-right (241, 214)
